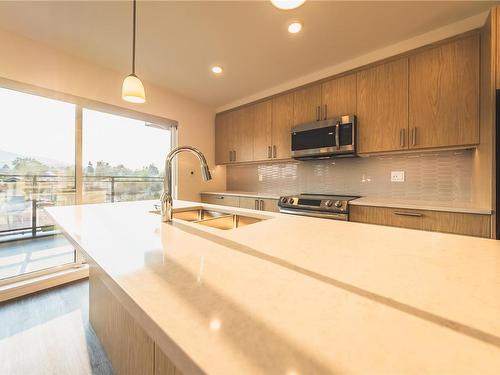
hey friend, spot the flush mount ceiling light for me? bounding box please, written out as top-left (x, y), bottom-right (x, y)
top-left (122, 0), bottom-right (146, 104)
top-left (270, 0), bottom-right (306, 10)
top-left (288, 21), bottom-right (303, 34)
top-left (211, 66), bottom-right (223, 74)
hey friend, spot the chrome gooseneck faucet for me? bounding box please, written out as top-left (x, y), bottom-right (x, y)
top-left (160, 146), bottom-right (212, 222)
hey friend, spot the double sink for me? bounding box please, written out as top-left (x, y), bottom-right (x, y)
top-left (154, 208), bottom-right (265, 230)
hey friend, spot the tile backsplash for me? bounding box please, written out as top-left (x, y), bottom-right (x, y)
top-left (227, 150), bottom-right (473, 202)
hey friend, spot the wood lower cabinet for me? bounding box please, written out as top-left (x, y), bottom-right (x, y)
top-left (200, 193), bottom-right (239, 207)
top-left (89, 264), bottom-right (182, 375)
top-left (357, 58), bottom-right (409, 154)
top-left (409, 35), bottom-right (479, 149)
top-left (202, 194), bottom-right (278, 213)
top-left (321, 73), bottom-right (357, 120)
top-left (350, 205), bottom-right (491, 238)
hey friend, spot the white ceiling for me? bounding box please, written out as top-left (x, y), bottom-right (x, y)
top-left (0, 1), bottom-right (498, 109)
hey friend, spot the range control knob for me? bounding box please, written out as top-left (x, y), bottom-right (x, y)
top-left (281, 197), bottom-right (288, 204)
top-left (289, 198), bottom-right (295, 204)
top-left (334, 200), bottom-right (343, 208)
top-left (325, 200), bottom-right (333, 207)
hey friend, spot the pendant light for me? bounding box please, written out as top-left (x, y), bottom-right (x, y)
top-left (270, 0), bottom-right (306, 10)
top-left (122, 0), bottom-right (146, 103)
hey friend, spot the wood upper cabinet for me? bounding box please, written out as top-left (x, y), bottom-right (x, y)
top-left (253, 100), bottom-right (273, 161)
top-left (293, 84), bottom-right (322, 125)
top-left (409, 35), bottom-right (479, 149)
top-left (321, 73), bottom-right (357, 120)
top-left (272, 92), bottom-right (294, 160)
top-left (215, 111), bottom-right (233, 165)
top-left (357, 58), bottom-right (409, 154)
top-left (232, 106), bottom-right (254, 162)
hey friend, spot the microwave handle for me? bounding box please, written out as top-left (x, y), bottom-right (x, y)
top-left (335, 122), bottom-right (340, 150)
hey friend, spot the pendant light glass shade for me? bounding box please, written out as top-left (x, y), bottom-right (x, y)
top-left (122, 74), bottom-right (146, 103)
top-left (122, 0), bottom-right (146, 104)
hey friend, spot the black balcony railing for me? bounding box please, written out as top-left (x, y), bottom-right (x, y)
top-left (0, 174), bottom-right (163, 240)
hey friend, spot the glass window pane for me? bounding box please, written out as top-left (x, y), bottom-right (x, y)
top-left (82, 109), bottom-right (169, 204)
top-left (0, 87), bottom-right (76, 280)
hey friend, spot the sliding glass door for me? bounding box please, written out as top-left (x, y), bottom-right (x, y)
top-left (0, 88), bottom-right (76, 280)
top-left (0, 85), bottom-right (175, 285)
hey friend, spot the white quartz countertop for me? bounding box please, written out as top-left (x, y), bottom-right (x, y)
top-left (46, 200), bottom-right (500, 374)
top-left (351, 197), bottom-right (493, 214)
top-left (200, 190), bottom-right (281, 200)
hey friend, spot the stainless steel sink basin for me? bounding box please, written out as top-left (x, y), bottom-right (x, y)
top-left (173, 209), bottom-right (227, 222)
top-left (152, 207), bottom-right (265, 230)
top-left (196, 214), bottom-right (262, 230)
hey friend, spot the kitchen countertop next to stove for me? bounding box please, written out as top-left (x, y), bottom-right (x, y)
top-left (351, 197), bottom-right (493, 215)
top-left (46, 200), bottom-right (500, 374)
top-left (200, 190), bottom-right (281, 200)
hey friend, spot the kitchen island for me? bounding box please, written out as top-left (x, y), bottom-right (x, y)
top-left (46, 200), bottom-right (500, 374)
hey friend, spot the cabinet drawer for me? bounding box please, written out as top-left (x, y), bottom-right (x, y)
top-left (200, 194), bottom-right (240, 207)
top-left (350, 205), bottom-right (491, 238)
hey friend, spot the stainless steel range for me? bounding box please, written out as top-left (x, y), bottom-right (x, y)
top-left (278, 194), bottom-right (360, 221)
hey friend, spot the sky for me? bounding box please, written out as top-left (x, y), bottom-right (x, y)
top-left (0, 87), bottom-right (171, 170)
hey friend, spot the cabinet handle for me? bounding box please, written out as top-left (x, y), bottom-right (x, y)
top-left (393, 211), bottom-right (422, 217)
top-left (255, 199), bottom-right (259, 210)
top-left (229, 151), bottom-right (232, 162)
top-left (268, 146), bottom-right (272, 159)
top-left (215, 196), bottom-right (224, 200)
top-left (260, 200), bottom-right (264, 211)
top-left (411, 128), bottom-right (417, 147)
top-left (400, 128), bottom-right (406, 148)
top-left (272, 145), bottom-right (277, 158)
top-left (324, 104), bottom-right (327, 120)
top-left (316, 106), bottom-right (320, 121)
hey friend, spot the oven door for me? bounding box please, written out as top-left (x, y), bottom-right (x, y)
top-left (291, 115), bottom-right (356, 159)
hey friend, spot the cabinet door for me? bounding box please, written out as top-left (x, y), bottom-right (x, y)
top-left (321, 73), bottom-right (357, 120)
top-left (357, 58), bottom-right (409, 154)
top-left (233, 106), bottom-right (254, 162)
top-left (293, 84), bottom-right (322, 125)
top-left (260, 198), bottom-right (279, 213)
top-left (239, 196), bottom-right (260, 210)
top-left (215, 112), bottom-right (233, 165)
top-left (272, 92), bottom-right (294, 160)
top-left (253, 100), bottom-right (273, 161)
top-left (409, 35), bottom-right (479, 149)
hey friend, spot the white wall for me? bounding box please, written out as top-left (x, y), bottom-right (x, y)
top-left (0, 26), bottom-right (225, 201)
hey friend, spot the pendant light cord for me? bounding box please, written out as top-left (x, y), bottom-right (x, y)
top-left (132, 0), bottom-right (136, 75)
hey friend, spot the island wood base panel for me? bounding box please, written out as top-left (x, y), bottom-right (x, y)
top-left (89, 265), bottom-right (182, 375)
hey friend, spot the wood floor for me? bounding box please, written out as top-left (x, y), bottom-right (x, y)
top-left (0, 280), bottom-right (114, 375)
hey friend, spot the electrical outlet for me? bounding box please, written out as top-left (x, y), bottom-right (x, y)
top-left (391, 171), bottom-right (405, 182)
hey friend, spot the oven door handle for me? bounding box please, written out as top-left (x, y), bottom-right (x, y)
top-left (279, 208), bottom-right (348, 221)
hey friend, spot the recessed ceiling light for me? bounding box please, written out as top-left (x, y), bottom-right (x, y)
top-left (270, 0), bottom-right (306, 10)
top-left (211, 66), bottom-right (223, 74)
top-left (288, 22), bottom-right (302, 34)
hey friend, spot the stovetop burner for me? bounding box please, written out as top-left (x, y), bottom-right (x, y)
top-left (277, 193), bottom-right (361, 221)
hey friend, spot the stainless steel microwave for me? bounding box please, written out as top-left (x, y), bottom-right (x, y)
top-left (291, 114), bottom-right (356, 159)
